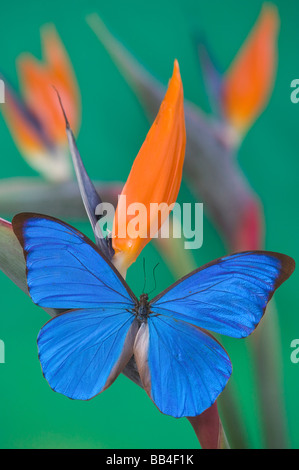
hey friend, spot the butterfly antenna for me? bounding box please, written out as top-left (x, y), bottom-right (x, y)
top-left (142, 258), bottom-right (147, 294)
top-left (148, 263), bottom-right (160, 296)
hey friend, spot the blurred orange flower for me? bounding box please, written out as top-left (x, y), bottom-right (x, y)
top-left (1, 25), bottom-right (80, 181)
top-left (222, 3), bottom-right (279, 139)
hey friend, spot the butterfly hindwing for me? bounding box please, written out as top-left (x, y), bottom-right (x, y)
top-left (12, 213), bottom-right (136, 309)
top-left (134, 314), bottom-right (232, 417)
top-left (38, 308), bottom-right (138, 400)
top-left (151, 251), bottom-right (295, 338)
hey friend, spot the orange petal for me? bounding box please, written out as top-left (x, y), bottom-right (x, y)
top-left (112, 60), bottom-right (186, 275)
top-left (17, 55), bottom-right (64, 143)
top-left (222, 4), bottom-right (279, 136)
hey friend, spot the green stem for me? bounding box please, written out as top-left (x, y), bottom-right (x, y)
top-left (218, 384), bottom-right (249, 448)
top-left (250, 301), bottom-right (289, 448)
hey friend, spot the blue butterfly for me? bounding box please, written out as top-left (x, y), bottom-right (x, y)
top-left (12, 213), bottom-right (295, 418)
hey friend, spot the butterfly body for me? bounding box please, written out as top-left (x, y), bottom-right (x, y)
top-left (135, 293), bottom-right (151, 323)
top-left (12, 213), bottom-right (295, 418)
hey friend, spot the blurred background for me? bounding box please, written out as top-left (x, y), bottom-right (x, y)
top-left (0, 0), bottom-right (298, 449)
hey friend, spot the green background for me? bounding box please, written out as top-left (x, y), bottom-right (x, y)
top-left (0, 0), bottom-right (298, 449)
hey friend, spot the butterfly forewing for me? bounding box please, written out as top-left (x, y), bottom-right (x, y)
top-left (12, 213), bottom-right (137, 309)
top-left (150, 251), bottom-right (295, 338)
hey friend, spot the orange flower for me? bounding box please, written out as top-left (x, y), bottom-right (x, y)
top-left (222, 4), bottom-right (279, 139)
top-left (112, 60), bottom-right (186, 276)
top-left (1, 25), bottom-right (80, 181)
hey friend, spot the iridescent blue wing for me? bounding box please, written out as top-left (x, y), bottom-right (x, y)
top-left (12, 213), bottom-right (138, 400)
top-left (38, 308), bottom-right (138, 400)
top-left (150, 251), bottom-right (295, 338)
top-left (12, 213), bottom-right (137, 309)
top-left (134, 315), bottom-right (232, 417)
